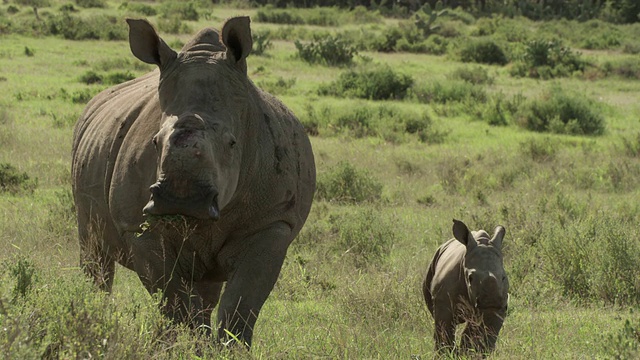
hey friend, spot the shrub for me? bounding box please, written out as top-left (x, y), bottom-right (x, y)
top-left (295, 35), bottom-right (358, 66)
top-left (459, 38), bottom-right (508, 65)
top-left (79, 70), bottom-right (102, 84)
top-left (7, 256), bottom-right (38, 301)
top-left (518, 137), bottom-right (559, 163)
top-left (604, 318), bottom-right (640, 359)
top-left (330, 207), bottom-right (395, 268)
top-left (48, 14), bottom-right (127, 41)
top-left (602, 58), bottom-right (640, 79)
top-left (104, 71), bottom-right (135, 85)
top-left (14, 0), bottom-right (50, 6)
top-left (252, 30), bottom-right (273, 56)
top-left (518, 86), bottom-right (605, 135)
top-left (157, 17), bottom-right (192, 35)
top-left (159, 1), bottom-right (198, 21)
top-left (316, 161), bottom-right (383, 203)
top-left (542, 215), bottom-right (640, 305)
top-left (334, 106), bottom-right (377, 138)
top-left (255, 7), bottom-right (304, 25)
top-left (510, 38), bottom-right (586, 79)
top-left (449, 65), bottom-right (494, 85)
top-left (0, 163), bottom-right (37, 194)
top-left (411, 80), bottom-right (487, 104)
top-left (257, 77), bottom-right (296, 96)
top-left (422, 34), bottom-right (449, 55)
top-left (75, 0), bottom-right (106, 8)
top-left (119, 2), bottom-right (157, 16)
top-left (620, 133), bottom-right (640, 157)
top-left (319, 65), bottom-right (413, 100)
top-left (70, 88), bottom-right (100, 104)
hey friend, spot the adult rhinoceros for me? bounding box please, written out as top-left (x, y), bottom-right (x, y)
top-left (71, 17), bottom-right (315, 347)
top-left (423, 219), bottom-right (509, 355)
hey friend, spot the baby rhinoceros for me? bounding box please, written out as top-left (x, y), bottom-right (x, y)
top-left (423, 219), bottom-right (509, 355)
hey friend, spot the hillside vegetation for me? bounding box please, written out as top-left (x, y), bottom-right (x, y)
top-left (1, 1), bottom-right (640, 359)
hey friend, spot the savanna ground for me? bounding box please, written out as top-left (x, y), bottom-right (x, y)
top-left (1, 0), bottom-right (640, 358)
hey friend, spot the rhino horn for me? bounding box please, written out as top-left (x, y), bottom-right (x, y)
top-left (490, 225), bottom-right (506, 249)
top-left (126, 18), bottom-right (177, 67)
top-left (452, 219), bottom-right (477, 250)
top-left (221, 16), bottom-right (252, 73)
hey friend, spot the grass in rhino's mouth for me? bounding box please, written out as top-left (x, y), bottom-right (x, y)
top-left (135, 214), bottom-right (188, 237)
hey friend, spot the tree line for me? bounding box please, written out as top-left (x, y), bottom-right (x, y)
top-left (235, 0), bottom-right (639, 23)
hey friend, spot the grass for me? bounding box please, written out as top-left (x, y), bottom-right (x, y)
top-left (1, 2), bottom-right (640, 359)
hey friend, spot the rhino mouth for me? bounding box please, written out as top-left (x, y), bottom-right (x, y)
top-left (143, 181), bottom-right (220, 220)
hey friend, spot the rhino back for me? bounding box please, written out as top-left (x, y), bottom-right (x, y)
top-left (72, 71), bottom-right (160, 234)
top-left (426, 239), bottom-right (468, 308)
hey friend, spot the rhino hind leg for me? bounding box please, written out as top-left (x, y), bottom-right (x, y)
top-left (216, 221), bottom-right (292, 348)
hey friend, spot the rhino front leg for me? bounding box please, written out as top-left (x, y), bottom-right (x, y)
top-left (433, 305), bottom-right (456, 354)
top-left (131, 236), bottom-right (210, 329)
top-left (77, 212), bottom-right (116, 292)
top-left (216, 221), bottom-right (292, 348)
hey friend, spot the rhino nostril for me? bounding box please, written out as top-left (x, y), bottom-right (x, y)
top-left (149, 183), bottom-right (162, 195)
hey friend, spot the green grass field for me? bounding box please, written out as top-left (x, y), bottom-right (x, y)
top-left (1, 1), bottom-right (640, 359)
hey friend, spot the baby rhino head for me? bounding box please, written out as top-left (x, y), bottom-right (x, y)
top-left (452, 219), bottom-right (509, 312)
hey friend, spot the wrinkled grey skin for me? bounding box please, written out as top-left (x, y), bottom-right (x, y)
top-left (71, 17), bottom-right (315, 348)
top-left (423, 219), bottom-right (509, 355)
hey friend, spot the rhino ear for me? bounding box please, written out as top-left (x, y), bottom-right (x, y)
top-left (221, 16), bottom-right (252, 72)
top-left (452, 219), bottom-right (477, 249)
top-left (490, 225), bottom-right (506, 250)
top-left (126, 19), bottom-right (177, 67)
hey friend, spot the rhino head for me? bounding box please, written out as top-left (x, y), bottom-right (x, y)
top-left (126, 17), bottom-right (254, 220)
top-left (452, 219), bottom-right (509, 312)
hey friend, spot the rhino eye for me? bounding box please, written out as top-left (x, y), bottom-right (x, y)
top-left (468, 273), bottom-right (474, 283)
top-left (152, 136), bottom-right (158, 148)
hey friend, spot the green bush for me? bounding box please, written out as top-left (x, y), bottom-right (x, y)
top-left (301, 102), bottom-right (444, 143)
top-left (542, 215), bottom-right (640, 305)
top-left (449, 65), bottom-right (494, 85)
top-left (330, 207), bottom-right (395, 268)
top-left (75, 0), bottom-right (106, 8)
top-left (14, 0), bottom-right (50, 6)
top-left (252, 30), bottom-right (273, 56)
top-left (604, 318), bottom-right (640, 359)
top-left (6, 256), bottom-right (38, 301)
top-left (316, 161), bottom-right (383, 203)
top-left (0, 163), bottom-right (37, 194)
top-left (458, 38), bottom-right (508, 65)
top-left (510, 38), bottom-right (586, 79)
top-left (79, 71), bottom-right (134, 85)
top-left (255, 7), bottom-right (304, 25)
top-left (48, 14), bottom-right (127, 41)
top-left (79, 70), bottom-right (102, 84)
top-left (159, 1), bottom-right (198, 21)
top-left (119, 2), bottom-right (157, 16)
top-left (518, 137), bottom-right (559, 163)
top-left (157, 17), bottom-right (192, 35)
top-left (602, 58), bottom-right (640, 79)
top-left (518, 86), bottom-right (605, 135)
top-left (319, 65), bottom-right (413, 100)
top-left (295, 35), bottom-right (358, 66)
top-left (257, 77), bottom-right (296, 96)
top-left (411, 80), bottom-right (487, 104)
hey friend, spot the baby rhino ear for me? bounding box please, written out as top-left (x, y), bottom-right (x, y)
top-left (452, 219), bottom-right (477, 250)
top-left (221, 16), bottom-right (252, 73)
top-left (490, 225), bottom-right (506, 250)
